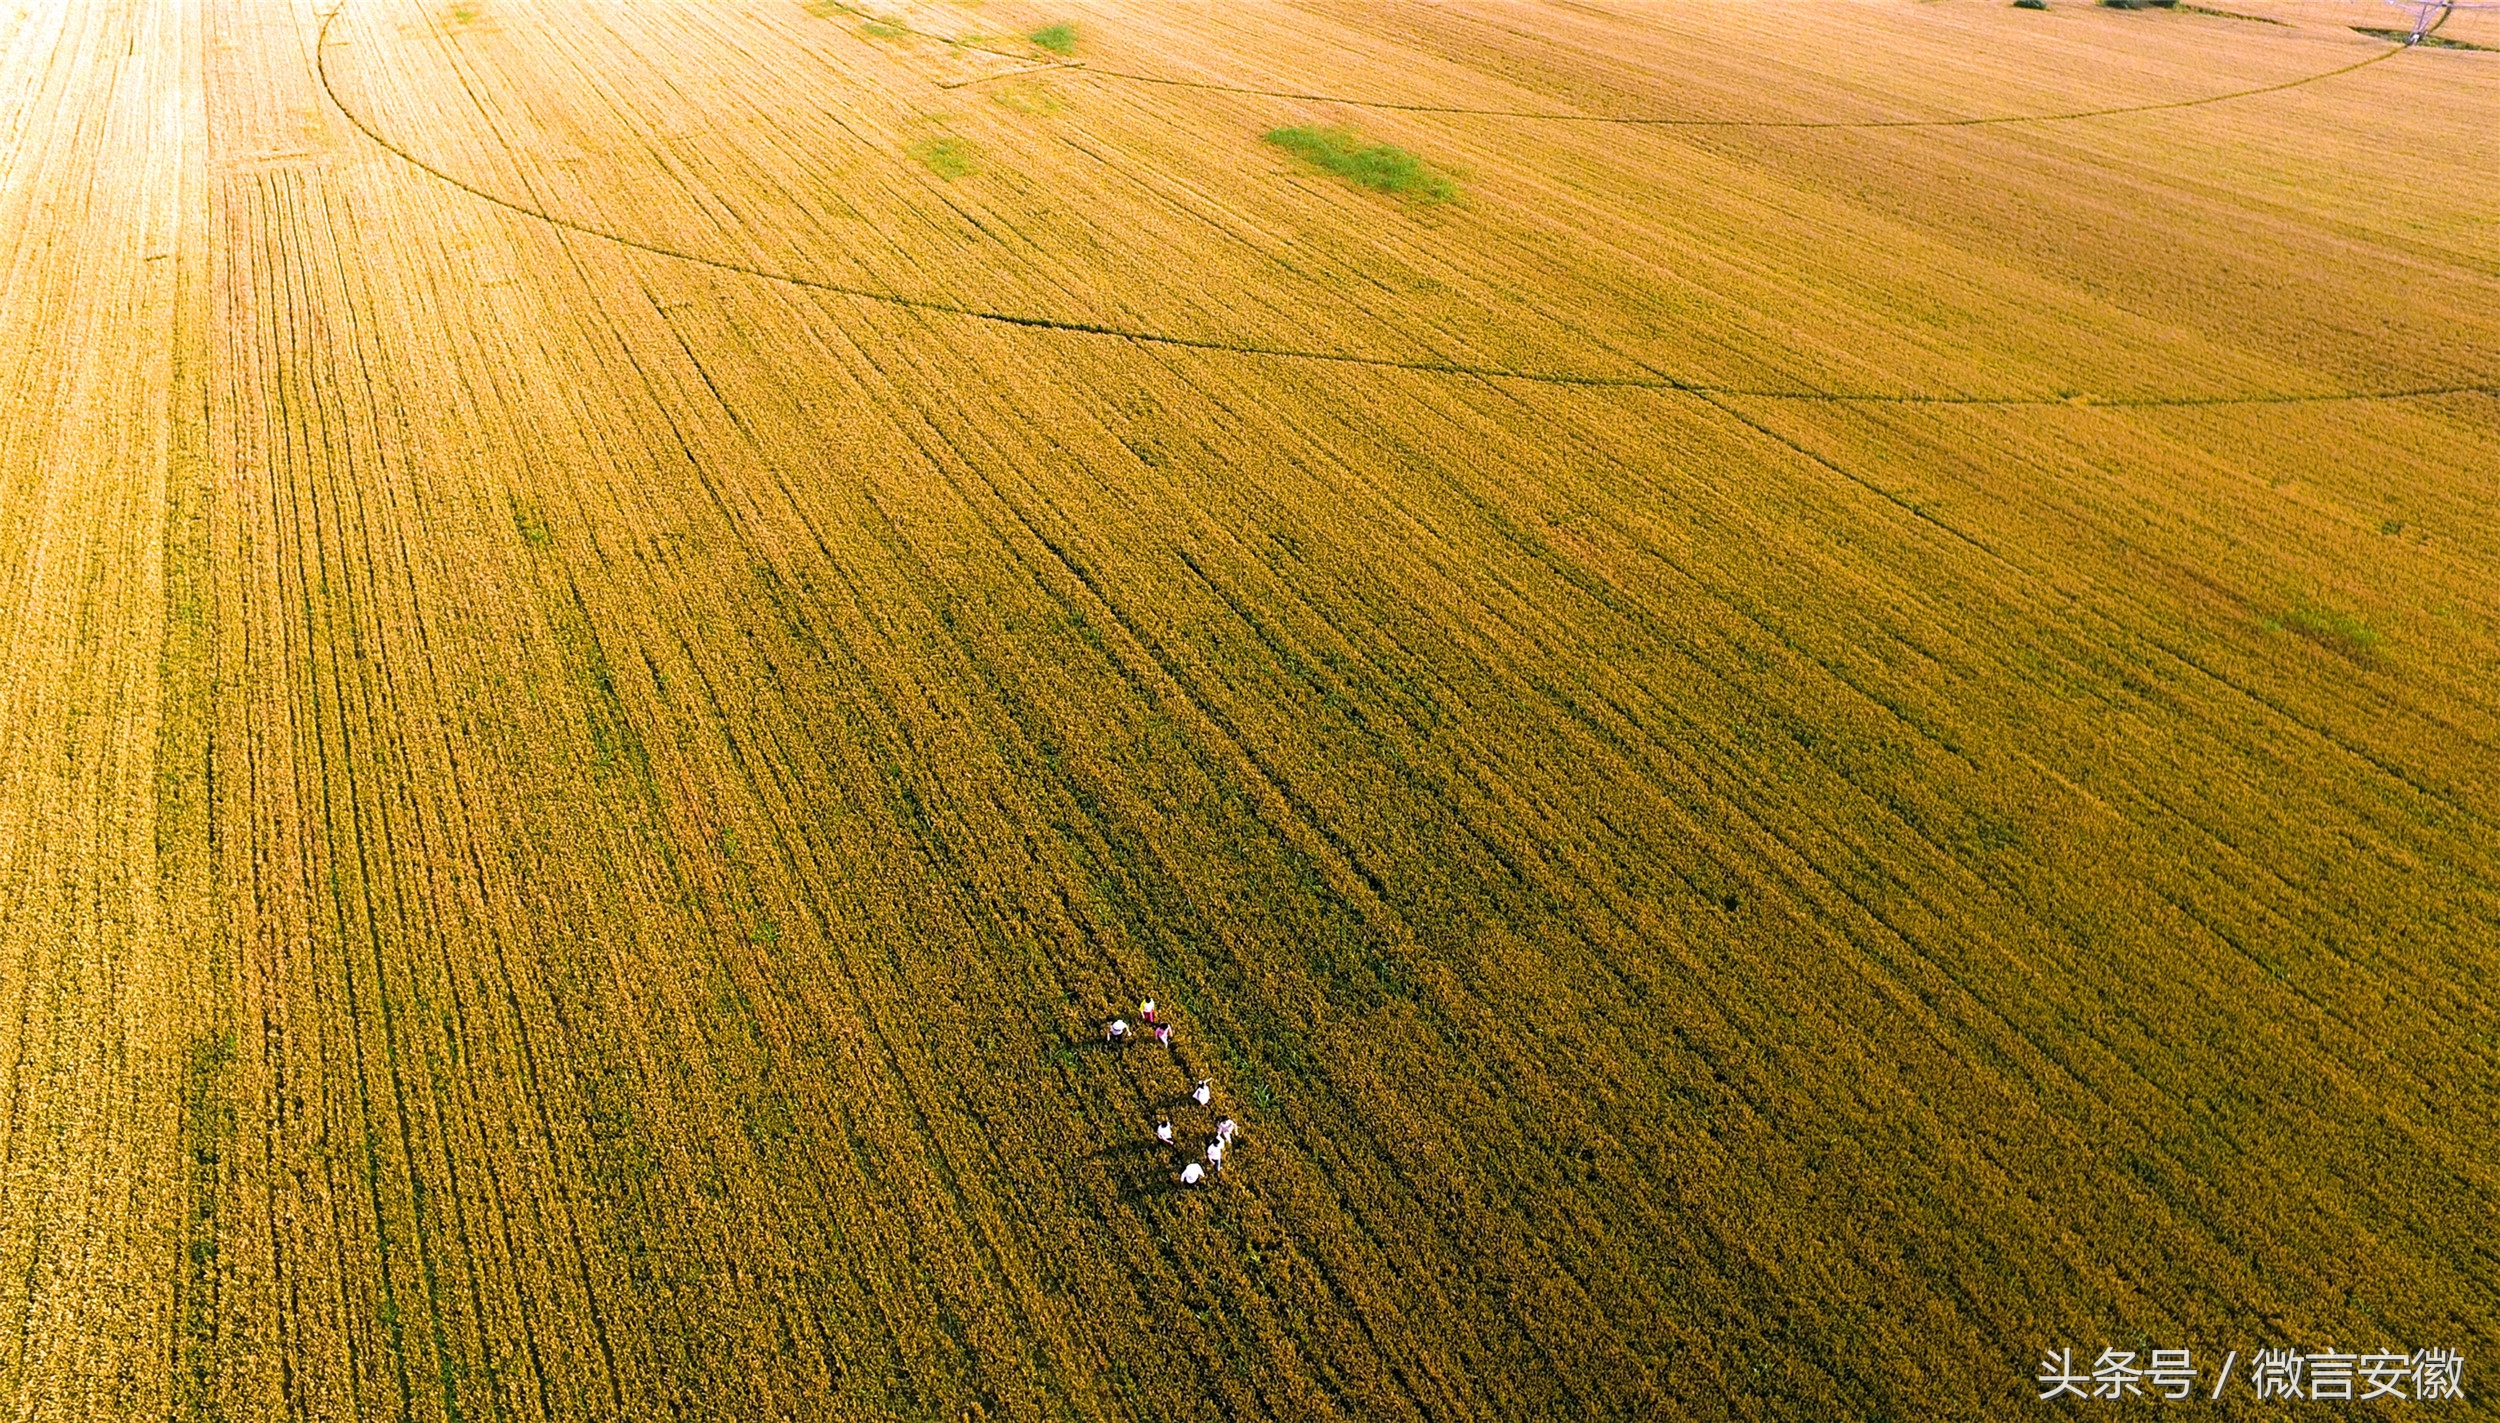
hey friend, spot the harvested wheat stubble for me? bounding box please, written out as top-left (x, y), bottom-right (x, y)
top-left (0, 0), bottom-right (2495, 1420)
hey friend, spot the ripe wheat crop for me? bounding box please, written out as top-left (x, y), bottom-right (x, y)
top-left (1, 0), bottom-right (2493, 1419)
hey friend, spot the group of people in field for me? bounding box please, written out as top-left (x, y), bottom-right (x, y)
top-left (1107, 997), bottom-right (1238, 1188)
top-left (1102, 1002), bottom-right (1171, 1048)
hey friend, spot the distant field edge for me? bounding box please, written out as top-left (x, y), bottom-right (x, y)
top-left (782, 0), bottom-right (2412, 127)
top-left (954, 30), bottom-right (2409, 128)
top-left (310, 5), bottom-right (2493, 408)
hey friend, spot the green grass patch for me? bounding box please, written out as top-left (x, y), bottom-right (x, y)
top-left (1028, 21), bottom-right (1076, 54)
top-left (2269, 596), bottom-right (2385, 657)
top-left (1264, 125), bottom-right (1456, 202)
top-left (450, 1), bottom-right (478, 21)
top-left (509, 495), bottom-right (552, 547)
top-left (908, 136), bottom-right (978, 179)
top-left (992, 79), bottom-right (1063, 115)
top-left (861, 17), bottom-right (906, 37)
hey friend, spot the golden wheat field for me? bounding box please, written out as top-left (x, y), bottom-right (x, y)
top-left (1, 0), bottom-right (2495, 1416)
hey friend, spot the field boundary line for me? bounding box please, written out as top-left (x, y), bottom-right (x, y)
top-left (312, 6), bottom-right (2495, 409)
top-left (954, 27), bottom-right (2411, 128)
top-left (809, 0), bottom-right (2415, 128)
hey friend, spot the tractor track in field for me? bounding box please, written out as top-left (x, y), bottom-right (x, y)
top-left (313, 4), bottom-right (2497, 410)
top-left (957, 26), bottom-right (2417, 129)
top-left (827, 0), bottom-right (2420, 128)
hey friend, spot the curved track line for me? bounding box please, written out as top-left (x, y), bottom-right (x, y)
top-left (839, 0), bottom-right (2407, 127)
top-left (314, 6), bottom-right (2497, 409)
top-left (1012, 46), bottom-right (2411, 128)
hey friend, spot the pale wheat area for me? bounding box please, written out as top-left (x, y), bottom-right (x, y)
top-left (0, 0), bottom-right (2494, 1418)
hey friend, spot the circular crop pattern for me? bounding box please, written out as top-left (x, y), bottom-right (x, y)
top-left (316, 1), bottom-right (2496, 408)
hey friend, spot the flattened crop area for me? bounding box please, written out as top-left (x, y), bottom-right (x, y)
top-left (2, 0), bottom-right (2495, 1418)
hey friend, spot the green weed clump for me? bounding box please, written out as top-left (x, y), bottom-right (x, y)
top-left (509, 495), bottom-right (552, 547)
top-left (1263, 125), bottom-right (1456, 202)
top-left (909, 136), bottom-right (977, 179)
top-left (861, 17), bottom-right (906, 37)
top-left (1029, 21), bottom-right (1076, 53)
top-left (2272, 596), bottom-right (2384, 657)
top-left (991, 80), bottom-right (1063, 115)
